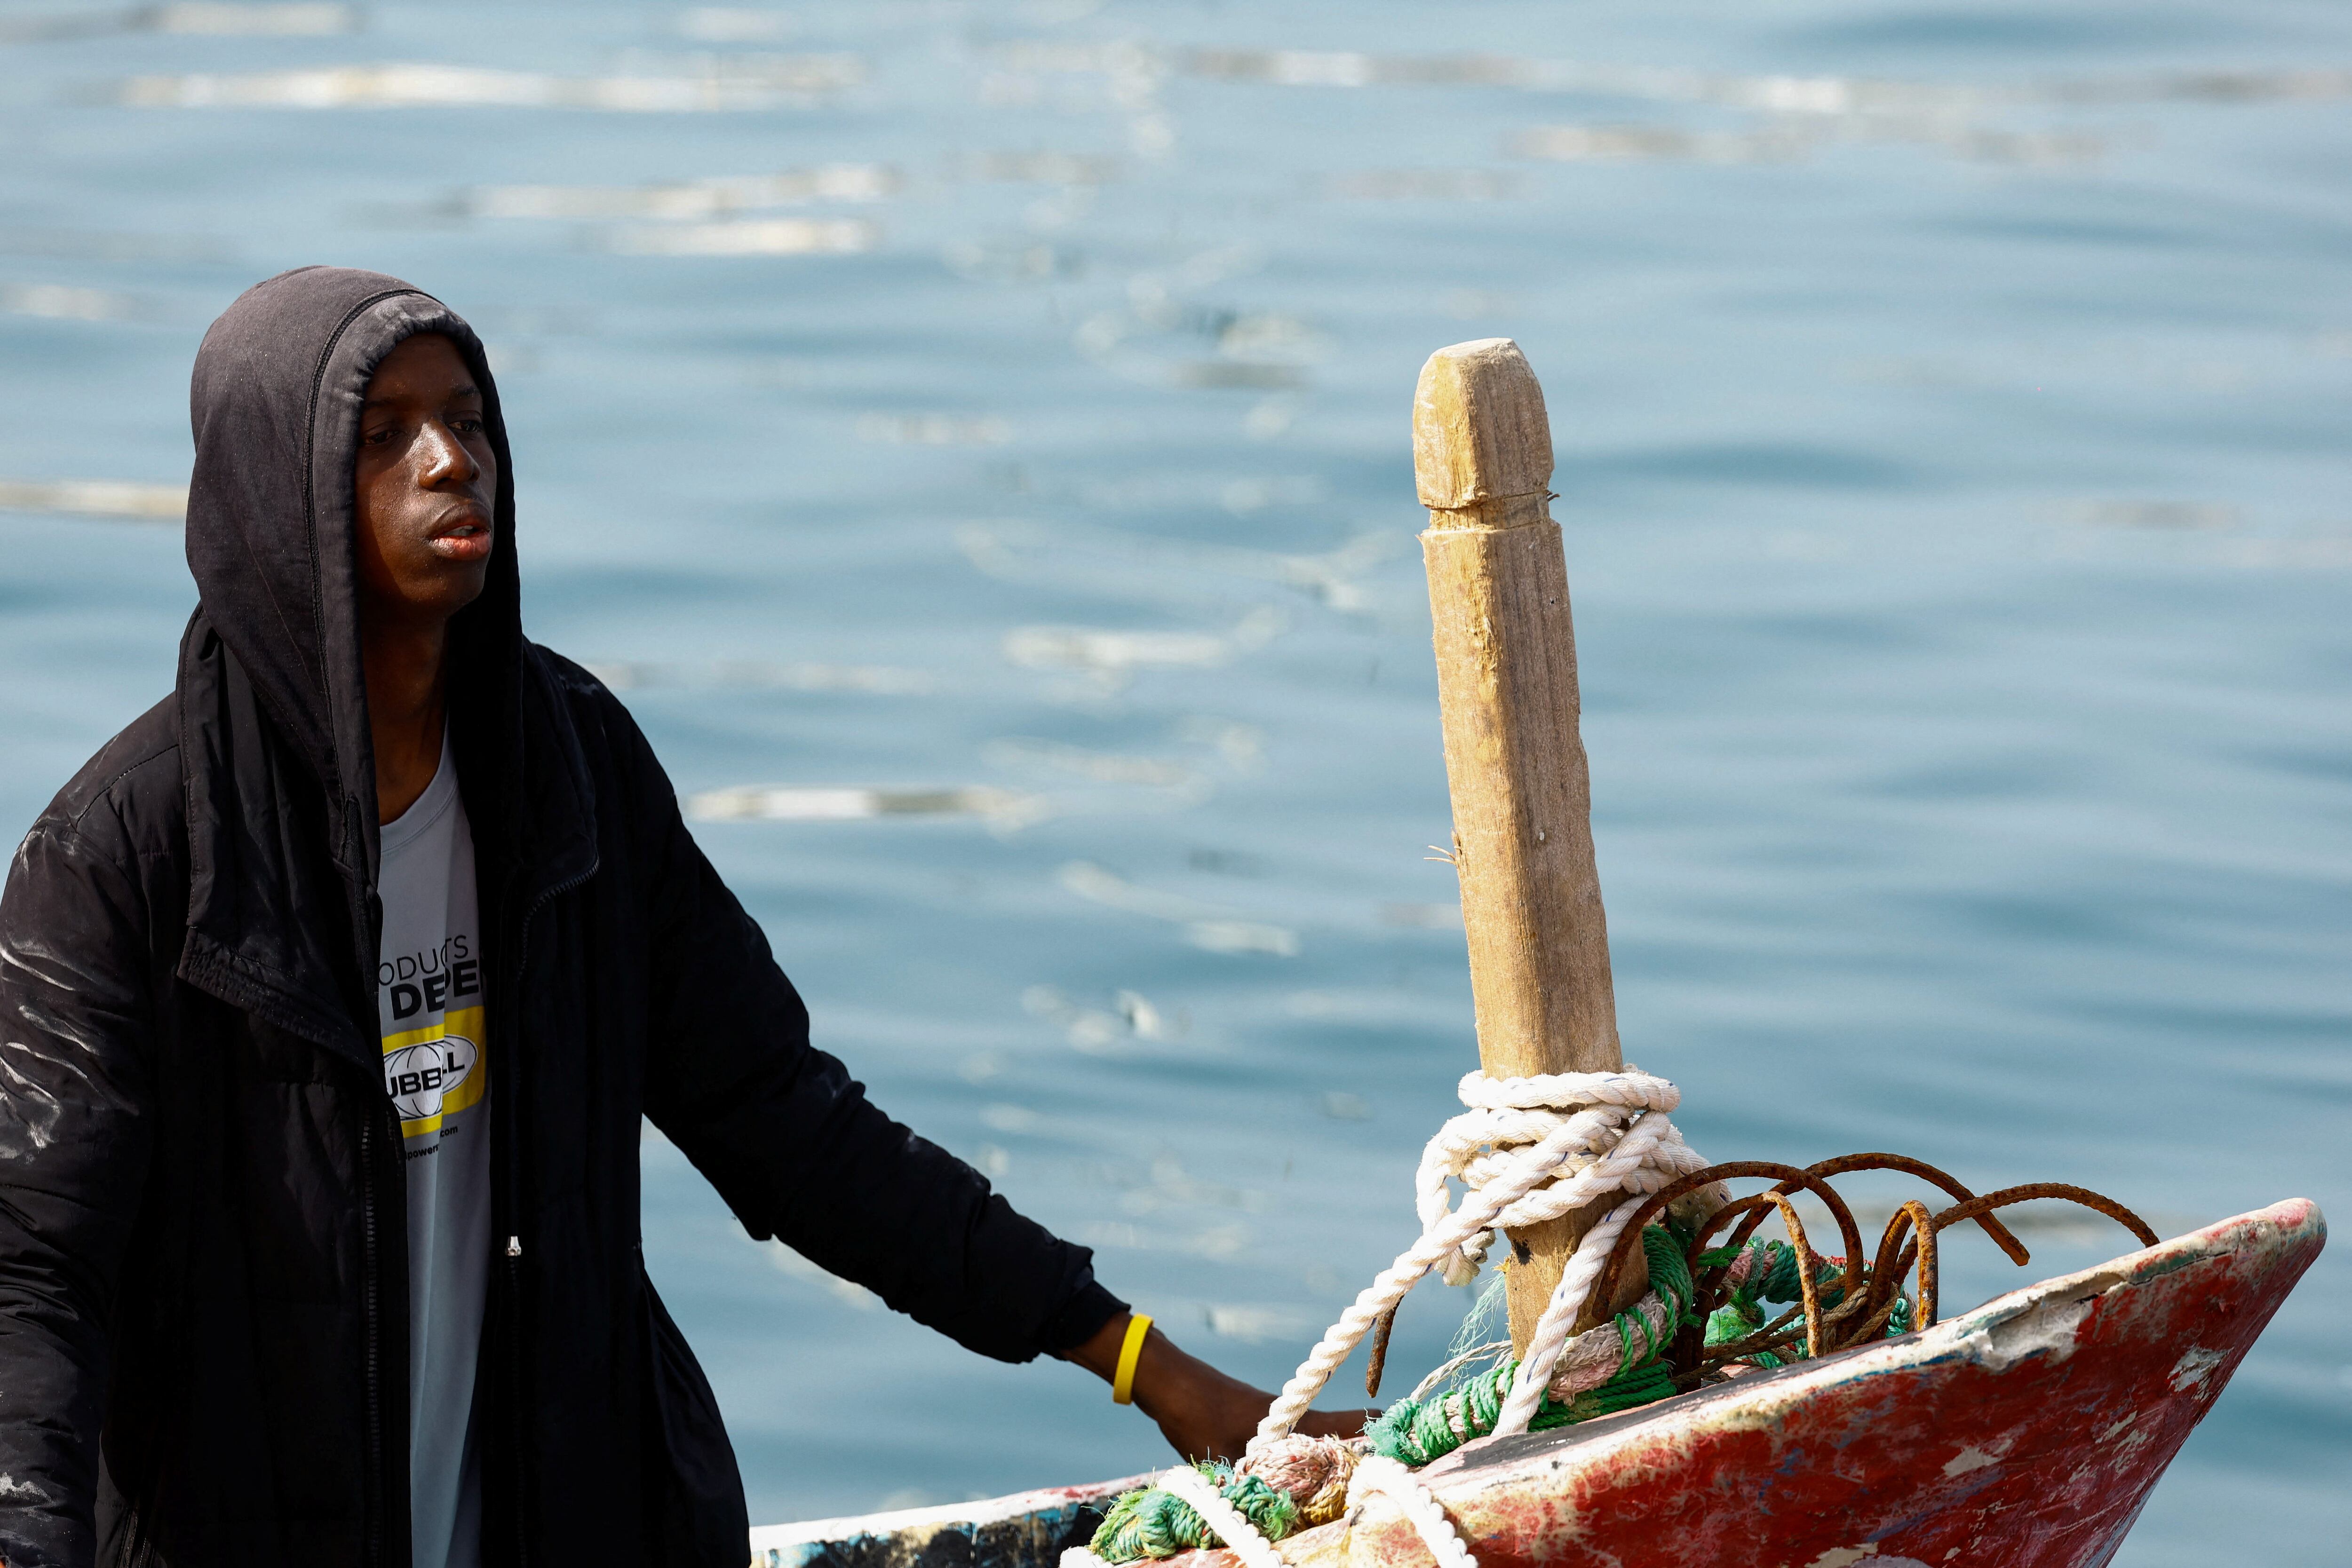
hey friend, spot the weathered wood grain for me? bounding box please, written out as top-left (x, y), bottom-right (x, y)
top-left (1412, 339), bottom-right (1635, 1348)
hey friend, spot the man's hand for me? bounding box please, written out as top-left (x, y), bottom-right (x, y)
top-left (1063, 1313), bottom-right (1372, 1463)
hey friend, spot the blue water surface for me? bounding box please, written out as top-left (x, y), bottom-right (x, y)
top-left (0, 2), bottom-right (2345, 1561)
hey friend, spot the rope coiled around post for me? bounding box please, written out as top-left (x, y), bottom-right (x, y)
top-left (1254, 1067), bottom-right (1717, 1453)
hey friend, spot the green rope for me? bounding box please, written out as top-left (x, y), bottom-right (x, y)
top-left (1363, 1225), bottom-right (1700, 1468)
top-left (1643, 1220), bottom-right (1697, 1310)
top-left (1365, 1348), bottom-right (1681, 1466)
top-left (1090, 1464), bottom-right (1297, 1562)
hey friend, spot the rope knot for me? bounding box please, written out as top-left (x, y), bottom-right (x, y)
top-left (1415, 1067), bottom-right (1702, 1288)
top-left (1236, 1433), bottom-right (1358, 1528)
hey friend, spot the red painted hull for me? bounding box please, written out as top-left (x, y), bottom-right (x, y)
top-left (755, 1199), bottom-right (2323, 1568)
top-left (1294, 1198), bottom-right (2325, 1568)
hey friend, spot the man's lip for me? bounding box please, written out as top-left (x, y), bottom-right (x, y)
top-left (428, 530), bottom-right (493, 562)
top-left (427, 507), bottom-right (492, 539)
top-left (426, 508), bottom-right (494, 562)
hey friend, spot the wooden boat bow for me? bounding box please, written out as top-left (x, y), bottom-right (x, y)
top-left (754, 1198), bottom-right (2323, 1568)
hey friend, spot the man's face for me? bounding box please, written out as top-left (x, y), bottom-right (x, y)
top-left (353, 332), bottom-right (498, 632)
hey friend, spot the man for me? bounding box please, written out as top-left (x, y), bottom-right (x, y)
top-left (0, 268), bottom-right (1353, 1568)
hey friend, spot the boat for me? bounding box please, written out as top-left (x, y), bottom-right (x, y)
top-left (745, 340), bottom-right (2325, 1568)
top-left (750, 1199), bottom-right (2322, 1568)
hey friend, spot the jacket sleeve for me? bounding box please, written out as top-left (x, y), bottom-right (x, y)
top-left (0, 810), bottom-right (158, 1568)
top-left (616, 703), bottom-right (1123, 1363)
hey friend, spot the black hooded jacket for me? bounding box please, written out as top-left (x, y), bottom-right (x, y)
top-left (0, 267), bottom-right (1121, 1568)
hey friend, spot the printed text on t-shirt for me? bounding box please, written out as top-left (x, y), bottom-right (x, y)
top-left (379, 934), bottom-right (482, 1022)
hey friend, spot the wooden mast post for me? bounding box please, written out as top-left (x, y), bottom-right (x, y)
top-left (1413, 338), bottom-right (1643, 1356)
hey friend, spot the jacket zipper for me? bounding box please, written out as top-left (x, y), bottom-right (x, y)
top-left (362, 1108), bottom-right (380, 1568)
top-left (360, 1094), bottom-right (405, 1568)
top-left (504, 1224), bottom-right (528, 1568)
top-left (499, 863), bottom-right (593, 1568)
top-left (359, 872), bottom-right (389, 1568)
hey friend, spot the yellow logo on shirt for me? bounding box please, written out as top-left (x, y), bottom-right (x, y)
top-left (381, 1005), bottom-right (488, 1138)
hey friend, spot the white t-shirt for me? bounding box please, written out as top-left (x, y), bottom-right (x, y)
top-left (375, 732), bottom-right (490, 1568)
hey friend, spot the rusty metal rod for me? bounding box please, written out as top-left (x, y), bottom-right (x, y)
top-left (1803, 1153), bottom-right (2031, 1267)
top-left (1932, 1183), bottom-right (2156, 1248)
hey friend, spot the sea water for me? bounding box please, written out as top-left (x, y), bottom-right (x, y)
top-left (0, 2), bottom-right (2344, 1560)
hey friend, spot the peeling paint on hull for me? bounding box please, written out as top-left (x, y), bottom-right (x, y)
top-left (753, 1473), bottom-right (1157, 1568)
top-left (756, 1199), bottom-right (2323, 1568)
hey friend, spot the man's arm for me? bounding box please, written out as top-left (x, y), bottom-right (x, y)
top-left (0, 811), bottom-right (159, 1568)
top-left (1060, 1313), bottom-right (1370, 1461)
top-left (612, 697), bottom-right (1367, 1450)
top-left (621, 705), bottom-right (1118, 1360)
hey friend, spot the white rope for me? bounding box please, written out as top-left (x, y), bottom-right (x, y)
top-left (1491, 1198), bottom-right (1641, 1433)
top-left (1524, 1230), bottom-right (1682, 1403)
top-left (1251, 1067), bottom-right (1716, 1454)
top-left (1343, 1455), bottom-right (1477, 1568)
top-left (1417, 1070), bottom-right (1703, 1286)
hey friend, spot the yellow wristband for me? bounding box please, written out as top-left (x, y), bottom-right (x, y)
top-left (1111, 1314), bottom-right (1153, 1406)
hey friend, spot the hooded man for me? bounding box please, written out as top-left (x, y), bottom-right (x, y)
top-left (0, 268), bottom-right (1352, 1568)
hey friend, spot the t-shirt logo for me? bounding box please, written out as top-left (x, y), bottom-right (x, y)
top-left (384, 1034), bottom-right (480, 1124)
top-left (381, 1003), bottom-right (489, 1139)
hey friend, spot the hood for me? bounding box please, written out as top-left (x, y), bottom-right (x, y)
top-left (175, 266), bottom-right (531, 1053)
top-left (185, 265), bottom-right (521, 863)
